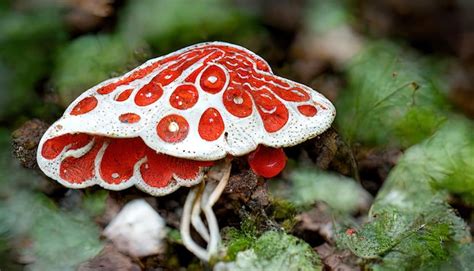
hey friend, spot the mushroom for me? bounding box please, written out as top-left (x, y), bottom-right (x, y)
top-left (36, 42), bottom-right (335, 261)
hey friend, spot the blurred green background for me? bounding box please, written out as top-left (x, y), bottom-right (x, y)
top-left (1, 0), bottom-right (473, 270)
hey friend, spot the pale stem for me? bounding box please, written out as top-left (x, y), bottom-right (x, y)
top-left (179, 161), bottom-right (232, 261)
top-left (191, 187), bottom-right (210, 242)
top-left (180, 187), bottom-right (209, 261)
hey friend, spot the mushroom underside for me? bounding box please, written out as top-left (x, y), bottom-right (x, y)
top-left (38, 133), bottom-right (213, 195)
top-left (38, 133), bottom-right (288, 194)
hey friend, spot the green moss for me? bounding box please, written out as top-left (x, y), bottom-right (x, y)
top-left (223, 227), bottom-right (256, 261)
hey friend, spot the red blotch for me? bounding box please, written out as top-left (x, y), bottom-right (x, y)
top-left (156, 114), bottom-right (189, 143)
top-left (100, 138), bottom-right (146, 184)
top-left (271, 86), bottom-right (309, 102)
top-left (200, 65), bottom-right (227, 94)
top-left (198, 108), bottom-right (225, 141)
top-left (96, 53), bottom-right (181, 95)
top-left (222, 87), bottom-right (253, 118)
top-left (140, 149), bottom-right (213, 188)
top-left (247, 146), bottom-right (287, 178)
top-left (184, 65), bottom-right (206, 83)
top-left (134, 80), bottom-right (163, 106)
top-left (119, 113), bottom-right (141, 124)
top-left (169, 84), bottom-right (199, 110)
top-left (297, 105), bottom-right (318, 117)
top-left (115, 89), bottom-right (133, 102)
top-left (154, 70), bottom-right (181, 86)
top-left (97, 83), bottom-right (120, 95)
top-left (71, 96), bottom-right (98, 115)
top-left (256, 59), bottom-right (271, 72)
top-left (59, 138), bottom-right (105, 184)
top-left (41, 134), bottom-right (92, 160)
top-left (251, 88), bottom-right (289, 133)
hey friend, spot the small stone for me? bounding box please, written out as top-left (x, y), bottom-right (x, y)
top-left (103, 199), bottom-right (167, 257)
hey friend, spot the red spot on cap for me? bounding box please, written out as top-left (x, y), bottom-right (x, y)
top-left (156, 114), bottom-right (189, 143)
top-left (155, 70), bottom-right (181, 86)
top-left (200, 64), bottom-right (227, 94)
top-left (272, 86), bottom-right (309, 102)
top-left (115, 89), bottom-right (133, 102)
top-left (71, 96), bottom-right (98, 115)
top-left (248, 146), bottom-right (287, 178)
top-left (134, 80), bottom-right (163, 106)
top-left (198, 108), bottom-right (224, 141)
top-left (169, 84), bottom-right (199, 110)
top-left (223, 87), bottom-right (253, 118)
top-left (119, 113), bottom-right (141, 124)
top-left (297, 105), bottom-right (318, 117)
top-left (97, 83), bottom-right (119, 95)
top-left (252, 88), bottom-right (289, 133)
top-left (100, 138), bottom-right (146, 184)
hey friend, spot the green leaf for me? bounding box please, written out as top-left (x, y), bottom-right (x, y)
top-left (336, 41), bottom-right (449, 147)
top-left (338, 118), bottom-right (473, 270)
top-left (226, 231), bottom-right (322, 271)
top-left (288, 169), bottom-right (371, 213)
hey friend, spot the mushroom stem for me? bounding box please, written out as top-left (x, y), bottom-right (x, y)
top-left (180, 185), bottom-right (209, 261)
top-left (191, 187), bottom-right (210, 242)
top-left (200, 161), bottom-right (232, 257)
top-left (180, 161), bottom-right (232, 261)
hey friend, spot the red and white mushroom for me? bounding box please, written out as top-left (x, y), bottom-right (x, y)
top-left (37, 41), bottom-right (335, 260)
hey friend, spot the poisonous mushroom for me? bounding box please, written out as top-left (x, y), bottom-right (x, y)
top-left (36, 41), bottom-right (335, 261)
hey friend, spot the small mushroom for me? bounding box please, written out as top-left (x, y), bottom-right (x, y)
top-left (36, 42), bottom-right (335, 261)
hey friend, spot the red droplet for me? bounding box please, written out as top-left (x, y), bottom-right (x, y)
top-left (248, 146), bottom-right (287, 178)
top-left (119, 113), bottom-right (141, 124)
top-left (297, 105), bottom-right (318, 117)
top-left (70, 96), bottom-right (98, 115)
top-left (222, 87), bottom-right (253, 118)
top-left (200, 64), bottom-right (227, 94)
top-left (41, 134), bottom-right (92, 160)
top-left (134, 80), bottom-right (163, 106)
top-left (115, 89), bottom-right (133, 102)
top-left (156, 114), bottom-right (189, 143)
top-left (100, 138), bottom-right (146, 184)
top-left (198, 108), bottom-right (225, 141)
top-left (140, 150), bottom-right (213, 188)
top-left (169, 84), bottom-right (199, 110)
top-left (60, 138), bottom-right (105, 184)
